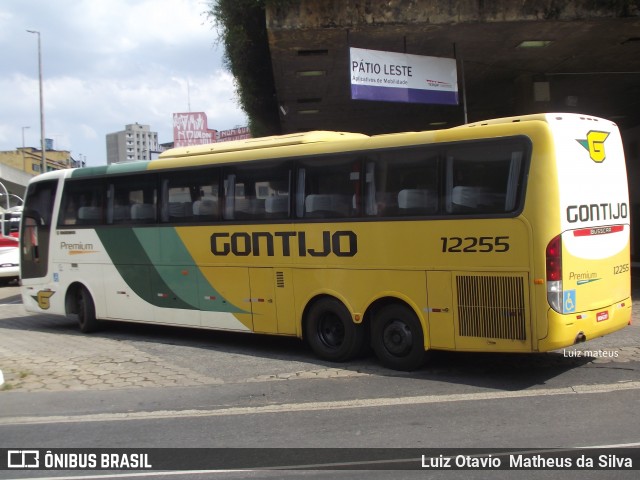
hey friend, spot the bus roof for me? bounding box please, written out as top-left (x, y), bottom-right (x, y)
top-left (458, 112), bottom-right (617, 129)
top-left (161, 113), bottom-right (612, 160)
top-left (160, 131), bottom-right (369, 159)
top-left (157, 114), bottom-right (556, 164)
top-left (55, 112), bottom-right (616, 180)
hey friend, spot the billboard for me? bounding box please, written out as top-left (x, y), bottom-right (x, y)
top-left (173, 112), bottom-right (217, 148)
top-left (217, 127), bottom-right (251, 143)
top-left (173, 112), bottom-right (251, 147)
top-left (349, 47), bottom-right (458, 105)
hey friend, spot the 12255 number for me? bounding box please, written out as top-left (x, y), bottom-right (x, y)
top-left (440, 236), bottom-right (510, 253)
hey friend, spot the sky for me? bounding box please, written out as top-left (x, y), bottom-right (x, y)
top-left (0, 0), bottom-right (247, 167)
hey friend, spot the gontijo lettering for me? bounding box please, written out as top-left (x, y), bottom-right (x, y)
top-left (211, 230), bottom-right (357, 257)
top-left (566, 202), bottom-right (627, 223)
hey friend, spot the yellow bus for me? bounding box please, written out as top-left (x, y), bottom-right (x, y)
top-left (20, 113), bottom-right (631, 370)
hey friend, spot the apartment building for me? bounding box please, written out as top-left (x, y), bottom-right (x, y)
top-left (106, 123), bottom-right (159, 164)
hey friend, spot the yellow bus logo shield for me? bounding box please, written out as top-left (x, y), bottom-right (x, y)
top-left (33, 290), bottom-right (55, 310)
top-left (577, 131), bottom-right (610, 163)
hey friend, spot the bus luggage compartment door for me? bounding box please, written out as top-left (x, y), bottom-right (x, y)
top-left (426, 271), bottom-right (456, 349)
top-left (249, 267), bottom-right (296, 334)
top-left (103, 264), bottom-right (154, 322)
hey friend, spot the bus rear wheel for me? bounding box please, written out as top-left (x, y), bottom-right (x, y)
top-left (305, 297), bottom-right (364, 362)
top-left (371, 304), bottom-right (425, 371)
top-left (77, 286), bottom-right (99, 333)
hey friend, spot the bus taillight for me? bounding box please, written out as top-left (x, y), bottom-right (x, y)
top-left (546, 235), bottom-right (563, 312)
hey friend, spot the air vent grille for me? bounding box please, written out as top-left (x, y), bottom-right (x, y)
top-left (456, 275), bottom-right (526, 340)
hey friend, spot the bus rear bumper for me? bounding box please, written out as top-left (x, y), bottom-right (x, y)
top-left (538, 298), bottom-right (632, 352)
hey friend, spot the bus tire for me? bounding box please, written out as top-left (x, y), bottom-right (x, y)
top-left (371, 304), bottom-right (425, 371)
top-left (77, 287), bottom-right (99, 333)
top-left (305, 297), bottom-right (364, 362)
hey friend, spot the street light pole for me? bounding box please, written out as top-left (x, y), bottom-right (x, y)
top-left (26, 29), bottom-right (46, 174)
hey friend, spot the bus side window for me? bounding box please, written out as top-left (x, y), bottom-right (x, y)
top-left (159, 168), bottom-right (220, 223)
top-left (224, 162), bottom-right (290, 221)
top-left (58, 179), bottom-right (104, 226)
top-left (369, 148), bottom-right (439, 217)
top-left (445, 140), bottom-right (527, 215)
top-left (109, 175), bottom-right (158, 225)
top-left (298, 155), bottom-right (360, 218)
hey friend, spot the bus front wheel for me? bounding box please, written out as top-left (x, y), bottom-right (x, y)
top-left (305, 297), bottom-right (364, 362)
top-left (371, 304), bottom-right (425, 371)
top-left (77, 287), bottom-right (99, 333)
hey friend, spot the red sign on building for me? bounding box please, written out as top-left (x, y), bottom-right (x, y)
top-left (173, 112), bottom-right (251, 147)
top-left (218, 126), bottom-right (252, 142)
top-left (173, 112), bottom-right (217, 147)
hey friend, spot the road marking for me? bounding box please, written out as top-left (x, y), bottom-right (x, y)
top-left (2, 380), bottom-right (639, 426)
top-left (580, 441), bottom-right (640, 448)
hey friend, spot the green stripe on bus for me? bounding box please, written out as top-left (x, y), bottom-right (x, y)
top-left (133, 227), bottom-right (247, 313)
top-left (71, 162), bottom-right (150, 178)
top-left (95, 228), bottom-right (192, 310)
top-left (95, 227), bottom-right (245, 313)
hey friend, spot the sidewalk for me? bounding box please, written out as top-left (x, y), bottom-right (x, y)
top-left (0, 301), bottom-right (374, 393)
top-left (0, 305), bottom-right (222, 392)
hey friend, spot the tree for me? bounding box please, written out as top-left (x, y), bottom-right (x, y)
top-left (207, 0), bottom-right (281, 137)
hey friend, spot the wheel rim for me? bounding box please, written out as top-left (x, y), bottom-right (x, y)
top-left (382, 319), bottom-right (413, 356)
top-left (317, 313), bottom-right (345, 349)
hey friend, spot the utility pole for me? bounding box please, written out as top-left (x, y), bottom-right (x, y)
top-left (27, 29), bottom-right (46, 174)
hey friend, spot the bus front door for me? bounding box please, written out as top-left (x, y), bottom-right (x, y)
top-left (21, 180), bottom-right (58, 281)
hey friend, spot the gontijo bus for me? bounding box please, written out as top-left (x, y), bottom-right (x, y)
top-left (20, 113), bottom-right (631, 370)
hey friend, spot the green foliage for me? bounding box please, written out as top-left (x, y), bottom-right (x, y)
top-left (207, 0), bottom-right (281, 137)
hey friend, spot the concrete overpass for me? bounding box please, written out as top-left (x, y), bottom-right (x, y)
top-left (265, 0), bottom-right (640, 135)
top-left (0, 165), bottom-right (29, 211)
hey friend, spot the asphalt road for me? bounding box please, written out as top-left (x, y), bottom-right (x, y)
top-left (1, 282), bottom-right (639, 479)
